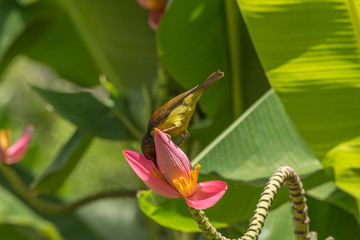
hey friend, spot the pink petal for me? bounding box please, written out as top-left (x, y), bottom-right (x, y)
top-left (154, 129), bottom-right (192, 187)
top-left (6, 125), bottom-right (33, 164)
top-left (185, 181), bottom-right (227, 209)
top-left (123, 150), bottom-right (181, 198)
top-left (148, 10), bottom-right (164, 30)
top-left (136, 0), bottom-right (149, 9)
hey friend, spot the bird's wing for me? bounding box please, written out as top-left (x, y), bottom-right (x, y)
top-left (149, 86), bottom-right (198, 128)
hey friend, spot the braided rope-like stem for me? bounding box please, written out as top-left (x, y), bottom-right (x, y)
top-left (189, 207), bottom-right (228, 240)
top-left (190, 166), bottom-right (332, 240)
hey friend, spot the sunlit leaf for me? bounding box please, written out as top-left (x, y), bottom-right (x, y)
top-left (237, 0), bottom-right (360, 160)
top-left (322, 137), bottom-right (360, 203)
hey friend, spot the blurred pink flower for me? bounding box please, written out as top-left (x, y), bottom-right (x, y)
top-left (123, 128), bottom-right (227, 209)
top-left (137, 0), bottom-right (167, 30)
top-left (0, 125), bottom-right (32, 164)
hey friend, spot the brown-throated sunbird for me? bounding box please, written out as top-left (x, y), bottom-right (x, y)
top-left (141, 70), bottom-right (224, 162)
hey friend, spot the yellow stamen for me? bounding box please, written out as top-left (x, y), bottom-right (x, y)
top-left (172, 163), bottom-right (201, 198)
top-left (190, 163), bottom-right (201, 187)
top-left (173, 179), bottom-right (184, 191)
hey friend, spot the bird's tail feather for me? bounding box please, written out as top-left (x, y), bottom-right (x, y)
top-left (198, 70), bottom-right (224, 90)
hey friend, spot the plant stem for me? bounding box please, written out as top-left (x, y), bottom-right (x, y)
top-left (189, 207), bottom-right (224, 240)
top-left (190, 166), bottom-right (333, 240)
top-left (224, 0), bottom-right (243, 119)
top-left (0, 162), bottom-right (137, 214)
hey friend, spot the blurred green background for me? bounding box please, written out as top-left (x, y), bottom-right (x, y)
top-left (1, 0), bottom-right (360, 239)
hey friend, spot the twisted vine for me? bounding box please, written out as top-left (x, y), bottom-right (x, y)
top-left (190, 166), bottom-right (334, 240)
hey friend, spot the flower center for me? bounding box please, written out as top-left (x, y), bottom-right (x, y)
top-left (0, 129), bottom-right (10, 161)
top-left (172, 163), bottom-right (201, 198)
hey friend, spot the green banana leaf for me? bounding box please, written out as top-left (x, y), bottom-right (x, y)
top-left (0, 0), bottom-right (100, 87)
top-left (237, 0), bottom-right (360, 207)
top-left (306, 195), bottom-right (360, 239)
top-left (322, 137), bottom-right (360, 203)
top-left (64, 0), bottom-right (157, 92)
top-left (237, 0), bottom-right (360, 160)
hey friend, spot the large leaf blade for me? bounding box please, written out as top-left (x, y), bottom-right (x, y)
top-left (322, 137), bottom-right (360, 203)
top-left (25, 6), bottom-right (101, 88)
top-left (64, 0), bottom-right (157, 92)
top-left (237, 0), bottom-right (360, 159)
top-left (0, 0), bottom-right (100, 87)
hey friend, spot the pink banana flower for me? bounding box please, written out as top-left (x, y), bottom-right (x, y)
top-left (137, 0), bottom-right (167, 30)
top-left (123, 129), bottom-right (227, 209)
top-left (0, 125), bottom-right (32, 164)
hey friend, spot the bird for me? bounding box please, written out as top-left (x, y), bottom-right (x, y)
top-left (141, 70), bottom-right (224, 162)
